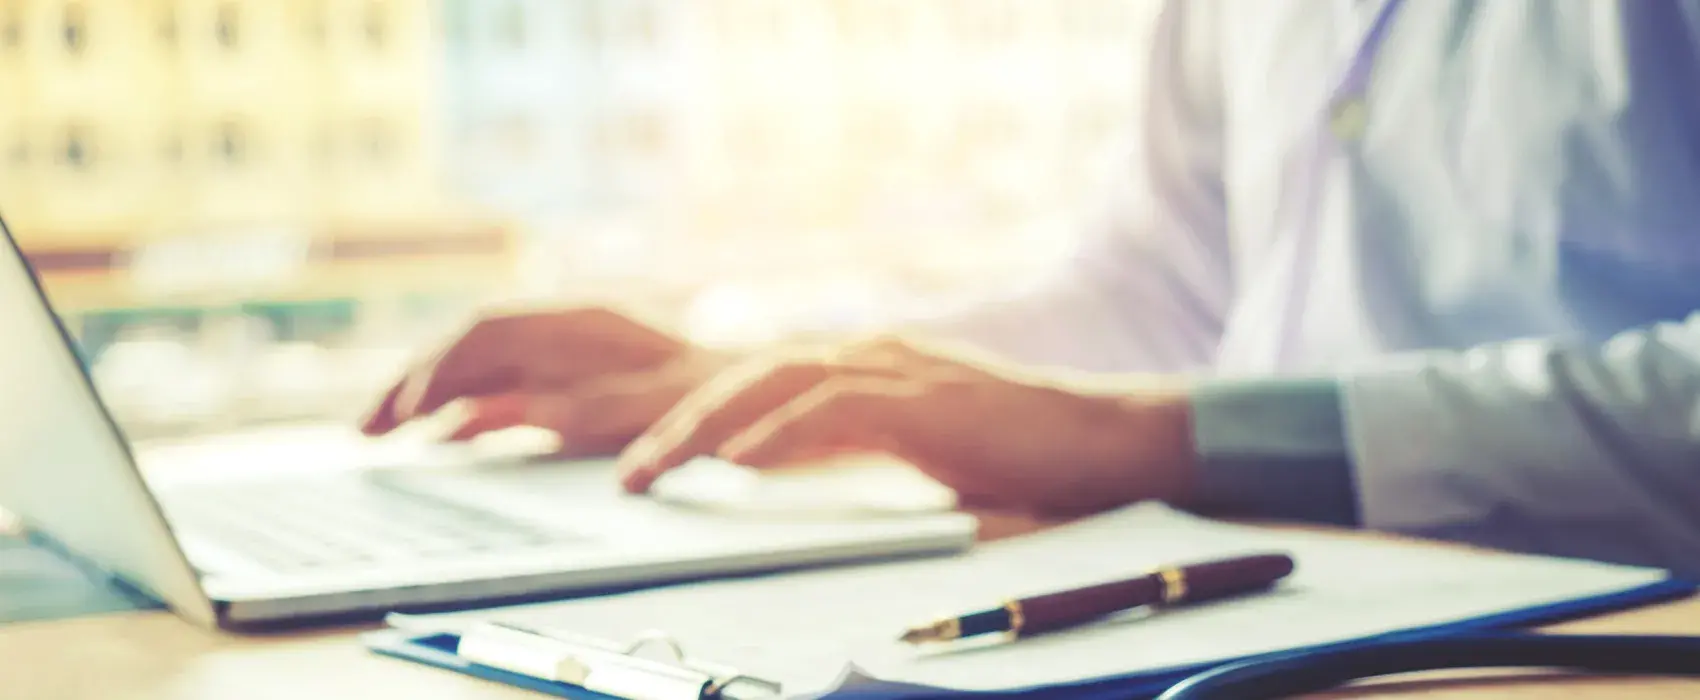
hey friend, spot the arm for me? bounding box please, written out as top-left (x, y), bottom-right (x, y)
top-left (1343, 313), bottom-right (1700, 572)
top-left (900, 0), bottom-right (1233, 374)
top-left (1187, 312), bottom-right (1700, 576)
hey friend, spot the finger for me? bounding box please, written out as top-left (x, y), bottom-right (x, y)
top-left (949, 484), bottom-right (1025, 512)
top-left (725, 385), bottom-right (1013, 511)
top-left (717, 379), bottom-right (916, 472)
top-left (447, 370), bottom-right (689, 457)
top-left (726, 442), bottom-right (863, 469)
top-left (638, 355), bottom-right (817, 436)
top-left (359, 379), bottom-right (407, 435)
top-left (616, 357), bottom-right (872, 489)
top-left (401, 308), bottom-right (692, 424)
top-left (392, 318), bottom-right (523, 425)
top-left (529, 371), bottom-right (689, 457)
top-left (837, 334), bottom-right (924, 367)
top-left (444, 394), bottom-right (529, 441)
top-left (635, 344), bottom-right (908, 439)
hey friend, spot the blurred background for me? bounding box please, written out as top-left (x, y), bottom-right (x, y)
top-left (0, 0), bottom-right (1160, 440)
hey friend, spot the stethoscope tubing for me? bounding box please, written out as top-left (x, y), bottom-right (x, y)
top-left (1154, 633), bottom-right (1700, 700)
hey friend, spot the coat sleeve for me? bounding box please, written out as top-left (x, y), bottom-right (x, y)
top-left (1341, 312), bottom-right (1700, 576)
top-left (900, 0), bottom-right (1235, 374)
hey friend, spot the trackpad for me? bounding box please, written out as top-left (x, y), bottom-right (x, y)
top-left (648, 456), bottom-right (958, 517)
top-left (377, 447), bottom-right (958, 521)
top-left (376, 425), bottom-right (960, 518)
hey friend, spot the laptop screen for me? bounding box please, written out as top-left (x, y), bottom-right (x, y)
top-left (0, 215), bottom-right (216, 626)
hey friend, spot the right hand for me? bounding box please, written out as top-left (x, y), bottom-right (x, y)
top-left (359, 307), bottom-right (735, 457)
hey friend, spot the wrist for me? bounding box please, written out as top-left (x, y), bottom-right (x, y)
top-left (1115, 382), bottom-right (1201, 508)
top-left (1059, 375), bottom-right (1199, 511)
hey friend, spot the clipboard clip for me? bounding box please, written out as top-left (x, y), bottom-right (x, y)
top-left (455, 621), bottom-right (782, 700)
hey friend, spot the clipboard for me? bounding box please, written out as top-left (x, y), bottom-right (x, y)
top-left (364, 576), bottom-right (1699, 700)
top-left (366, 616), bottom-right (785, 700)
top-left (360, 503), bottom-right (1700, 700)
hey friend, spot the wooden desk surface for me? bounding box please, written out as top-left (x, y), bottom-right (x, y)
top-left (4, 512), bottom-right (1699, 700)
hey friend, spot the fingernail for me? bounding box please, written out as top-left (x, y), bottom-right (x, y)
top-left (715, 443), bottom-right (752, 466)
top-left (619, 435), bottom-right (657, 469)
top-left (359, 410), bottom-right (388, 435)
top-left (620, 470), bottom-right (652, 493)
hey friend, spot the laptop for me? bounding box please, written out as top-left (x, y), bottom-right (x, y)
top-left (0, 214), bottom-right (977, 630)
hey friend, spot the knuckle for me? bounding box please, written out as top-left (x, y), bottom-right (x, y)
top-left (766, 358), bottom-right (834, 387)
top-left (855, 333), bottom-right (909, 355)
top-left (910, 376), bottom-right (972, 410)
top-left (477, 305), bottom-right (608, 334)
top-left (459, 310), bottom-right (532, 345)
top-left (567, 305), bottom-right (620, 325)
top-left (816, 379), bottom-right (886, 414)
top-left (918, 375), bottom-right (969, 397)
top-left (472, 305), bottom-right (529, 327)
top-left (448, 315), bottom-right (493, 343)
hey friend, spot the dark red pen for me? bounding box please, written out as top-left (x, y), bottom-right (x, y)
top-left (899, 553), bottom-right (1296, 643)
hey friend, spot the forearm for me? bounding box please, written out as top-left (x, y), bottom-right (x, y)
top-left (1183, 312), bottom-right (1700, 575)
top-left (1339, 314), bottom-right (1700, 573)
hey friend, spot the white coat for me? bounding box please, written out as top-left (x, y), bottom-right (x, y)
top-left (922, 0), bottom-right (1700, 572)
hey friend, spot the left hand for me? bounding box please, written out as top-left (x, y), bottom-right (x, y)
top-left (615, 336), bottom-right (1200, 517)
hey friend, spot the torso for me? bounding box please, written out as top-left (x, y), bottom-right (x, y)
top-left (1210, 0), bottom-right (1700, 373)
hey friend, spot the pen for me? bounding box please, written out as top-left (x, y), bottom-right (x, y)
top-left (899, 552), bottom-right (1296, 644)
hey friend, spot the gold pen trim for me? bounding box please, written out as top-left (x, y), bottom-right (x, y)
top-left (899, 616), bottom-right (960, 644)
top-left (1157, 567), bottom-right (1188, 605)
top-left (1003, 600), bottom-right (1025, 638)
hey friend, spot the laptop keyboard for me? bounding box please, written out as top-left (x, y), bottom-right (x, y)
top-left (159, 476), bottom-right (583, 572)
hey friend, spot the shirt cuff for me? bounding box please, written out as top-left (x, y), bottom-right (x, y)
top-left (1188, 376), bottom-right (1360, 526)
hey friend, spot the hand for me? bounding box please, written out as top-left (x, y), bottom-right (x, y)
top-left (360, 307), bottom-right (735, 457)
top-left (615, 336), bottom-right (1199, 517)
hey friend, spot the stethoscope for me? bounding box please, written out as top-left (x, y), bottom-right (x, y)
top-left (1266, 0), bottom-right (1404, 369)
top-left (1154, 632), bottom-right (1700, 699)
top-left (1162, 2), bottom-right (1700, 693)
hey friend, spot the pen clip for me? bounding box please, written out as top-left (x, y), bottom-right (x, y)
top-left (455, 621), bottom-right (781, 700)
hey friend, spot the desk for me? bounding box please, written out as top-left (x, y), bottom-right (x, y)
top-left (4, 428), bottom-right (1699, 699)
top-left (2, 515), bottom-right (1698, 700)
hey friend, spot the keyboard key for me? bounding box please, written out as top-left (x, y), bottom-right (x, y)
top-left (158, 477), bottom-right (584, 573)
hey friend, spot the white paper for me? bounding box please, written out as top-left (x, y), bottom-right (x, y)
top-left (401, 502), bottom-right (1668, 696)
